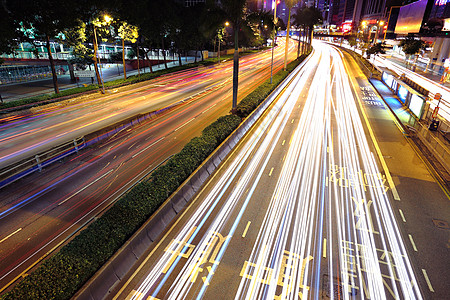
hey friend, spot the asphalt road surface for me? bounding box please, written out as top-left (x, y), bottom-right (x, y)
top-left (109, 41), bottom-right (449, 300)
top-left (0, 41), bottom-right (299, 292)
top-left (0, 41), bottom-right (294, 169)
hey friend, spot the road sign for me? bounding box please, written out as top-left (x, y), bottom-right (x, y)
top-left (434, 93), bottom-right (441, 100)
top-left (432, 106), bottom-right (439, 118)
top-left (74, 70), bottom-right (95, 78)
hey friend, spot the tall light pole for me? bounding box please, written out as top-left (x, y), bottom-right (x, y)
top-left (92, 25), bottom-right (103, 93)
top-left (93, 15), bottom-right (112, 94)
top-left (284, 8), bottom-right (291, 71)
top-left (270, 2), bottom-right (278, 84)
top-left (373, 20), bottom-right (384, 45)
top-left (383, 6), bottom-right (400, 42)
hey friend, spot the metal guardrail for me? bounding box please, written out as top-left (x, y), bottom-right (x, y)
top-left (0, 76), bottom-right (224, 190)
top-left (0, 137), bottom-right (85, 189)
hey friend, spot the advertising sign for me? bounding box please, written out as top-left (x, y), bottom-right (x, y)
top-left (395, 0), bottom-right (428, 34)
top-left (74, 70), bottom-right (95, 78)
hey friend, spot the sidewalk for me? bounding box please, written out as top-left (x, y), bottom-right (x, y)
top-left (0, 57), bottom-right (196, 103)
top-left (381, 53), bottom-right (450, 89)
top-left (370, 77), bottom-right (450, 184)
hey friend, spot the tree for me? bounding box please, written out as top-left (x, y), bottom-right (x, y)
top-left (3, 0), bottom-right (91, 94)
top-left (399, 36), bottom-right (426, 68)
top-left (0, 4), bottom-right (20, 56)
top-left (118, 21), bottom-right (139, 79)
top-left (221, 0), bottom-right (247, 110)
top-left (347, 35), bottom-right (357, 49)
top-left (284, 0), bottom-right (298, 70)
top-left (399, 36), bottom-right (425, 57)
top-left (367, 42), bottom-right (386, 56)
top-left (246, 10), bottom-right (276, 47)
top-left (292, 6), bottom-right (322, 56)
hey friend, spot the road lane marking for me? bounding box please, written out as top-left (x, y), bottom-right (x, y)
top-left (242, 221), bottom-right (251, 238)
top-left (282, 139), bottom-right (286, 146)
top-left (58, 169), bottom-right (114, 205)
top-left (128, 142), bottom-right (137, 150)
top-left (399, 209), bottom-right (406, 222)
top-left (421, 269), bottom-right (435, 292)
top-left (291, 119), bottom-right (294, 123)
top-left (269, 167), bottom-right (274, 176)
top-left (408, 234), bottom-right (418, 251)
top-left (346, 65), bottom-right (400, 201)
top-left (100, 161), bottom-right (110, 171)
top-left (132, 137), bottom-right (165, 158)
top-left (323, 238), bottom-right (327, 258)
top-left (175, 117), bottom-right (195, 131)
top-left (202, 103), bottom-right (217, 114)
top-left (0, 228), bottom-right (22, 244)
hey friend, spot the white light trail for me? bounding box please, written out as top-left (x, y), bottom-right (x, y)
top-left (124, 41), bottom-right (422, 300)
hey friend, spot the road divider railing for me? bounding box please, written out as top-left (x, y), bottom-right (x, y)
top-left (1, 52), bottom-right (311, 300)
top-left (0, 84), bottom-right (212, 191)
top-left (0, 137), bottom-right (85, 190)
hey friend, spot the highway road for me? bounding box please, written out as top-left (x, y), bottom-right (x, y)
top-left (0, 41), bottom-right (295, 169)
top-left (109, 41), bottom-right (449, 299)
top-left (0, 41), bottom-right (300, 292)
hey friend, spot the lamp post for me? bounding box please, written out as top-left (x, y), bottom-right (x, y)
top-left (92, 25), bottom-right (103, 93)
top-left (374, 20), bottom-right (384, 45)
top-left (93, 14), bottom-right (112, 94)
top-left (270, 2), bottom-right (278, 84)
top-left (219, 22), bottom-right (230, 63)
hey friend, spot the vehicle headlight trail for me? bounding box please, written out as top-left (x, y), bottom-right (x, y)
top-left (123, 41), bottom-right (422, 300)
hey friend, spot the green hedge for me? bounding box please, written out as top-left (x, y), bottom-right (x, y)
top-left (1, 52), bottom-right (309, 300)
top-left (0, 114), bottom-right (241, 300)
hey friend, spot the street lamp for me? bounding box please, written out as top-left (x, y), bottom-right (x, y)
top-left (92, 14), bottom-right (112, 94)
top-left (270, 2), bottom-right (278, 84)
top-left (374, 20), bottom-right (384, 45)
top-left (218, 22), bottom-right (230, 62)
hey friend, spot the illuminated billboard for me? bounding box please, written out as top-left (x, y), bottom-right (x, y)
top-left (395, 0), bottom-right (428, 34)
top-left (443, 18), bottom-right (450, 31)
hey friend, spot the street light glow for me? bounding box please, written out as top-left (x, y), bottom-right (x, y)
top-left (104, 14), bottom-right (112, 24)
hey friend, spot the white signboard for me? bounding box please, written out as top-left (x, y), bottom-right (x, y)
top-left (74, 70), bottom-right (95, 78)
